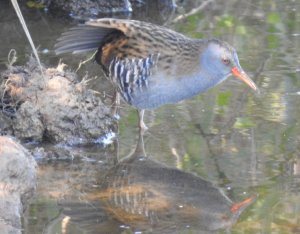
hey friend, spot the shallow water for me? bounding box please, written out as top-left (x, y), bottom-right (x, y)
top-left (1, 0), bottom-right (300, 233)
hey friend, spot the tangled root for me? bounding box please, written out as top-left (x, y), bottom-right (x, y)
top-left (0, 68), bottom-right (27, 117)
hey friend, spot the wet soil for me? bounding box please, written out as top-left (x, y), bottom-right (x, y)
top-left (26, 0), bottom-right (176, 20)
top-left (0, 58), bottom-right (115, 145)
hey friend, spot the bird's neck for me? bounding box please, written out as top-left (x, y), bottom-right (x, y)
top-left (137, 70), bottom-right (225, 109)
top-left (172, 69), bottom-right (224, 99)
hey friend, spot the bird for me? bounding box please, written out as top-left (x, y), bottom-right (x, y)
top-left (55, 18), bottom-right (257, 130)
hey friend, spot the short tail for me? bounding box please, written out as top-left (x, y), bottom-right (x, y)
top-left (54, 25), bottom-right (114, 55)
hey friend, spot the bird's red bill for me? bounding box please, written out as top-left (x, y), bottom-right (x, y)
top-left (231, 67), bottom-right (257, 91)
top-left (230, 194), bottom-right (257, 213)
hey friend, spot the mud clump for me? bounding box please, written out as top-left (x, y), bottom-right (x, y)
top-left (0, 136), bottom-right (37, 234)
top-left (48, 0), bottom-right (133, 16)
top-left (0, 58), bottom-right (115, 144)
top-left (26, 0), bottom-right (176, 22)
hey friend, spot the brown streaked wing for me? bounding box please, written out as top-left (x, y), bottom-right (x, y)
top-left (87, 19), bottom-right (190, 69)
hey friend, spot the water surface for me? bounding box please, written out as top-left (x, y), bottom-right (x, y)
top-left (1, 0), bottom-right (300, 233)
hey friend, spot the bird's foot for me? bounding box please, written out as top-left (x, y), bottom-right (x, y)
top-left (111, 91), bottom-right (120, 120)
top-left (137, 109), bottom-right (148, 132)
top-left (112, 113), bottom-right (120, 120)
top-left (139, 120), bottom-right (148, 133)
top-left (110, 105), bottom-right (120, 120)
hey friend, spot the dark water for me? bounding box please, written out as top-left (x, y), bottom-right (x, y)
top-left (1, 0), bottom-right (300, 233)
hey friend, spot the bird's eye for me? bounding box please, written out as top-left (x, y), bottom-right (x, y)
top-left (222, 58), bottom-right (230, 65)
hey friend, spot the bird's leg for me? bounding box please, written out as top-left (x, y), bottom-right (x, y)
top-left (111, 91), bottom-right (120, 120)
top-left (138, 109), bottom-right (148, 131)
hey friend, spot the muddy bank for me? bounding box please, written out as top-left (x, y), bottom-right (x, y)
top-left (25, 0), bottom-right (176, 22)
top-left (48, 0), bottom-right (134, 15)
top-left (0, 58), bottom-right (115, 145)
top-left (0, 136), bottom-right (37, 234)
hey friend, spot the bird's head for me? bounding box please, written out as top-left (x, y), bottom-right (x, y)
top-left (200, 39), bottom-right (257, 91)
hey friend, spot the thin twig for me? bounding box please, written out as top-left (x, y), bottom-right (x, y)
top-left (75, 51), bottom-right (97, 73)
top-left (7, 49), bottom-right (17, 67)
top-left (171, 0), bottom-right (215, 24)
top-left (11, 0), bottom-right (44, 76)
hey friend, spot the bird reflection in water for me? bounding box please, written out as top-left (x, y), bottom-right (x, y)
top-left (60, 132), bottom-right (256, 233)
